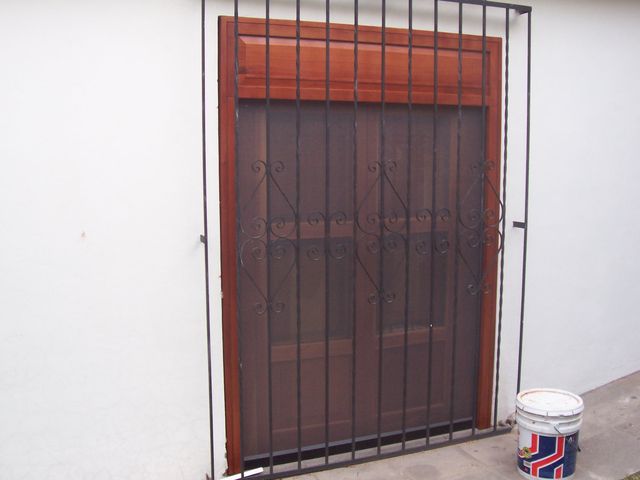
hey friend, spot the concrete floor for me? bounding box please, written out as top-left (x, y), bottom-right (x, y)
top-left (289, 371), bottom-right (640, 480)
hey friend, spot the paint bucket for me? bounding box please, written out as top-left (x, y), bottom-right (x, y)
top-left (515, 388), bottom-right (583, 479)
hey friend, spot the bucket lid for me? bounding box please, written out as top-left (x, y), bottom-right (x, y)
top-left (516, 388), bottom-right (584, 417)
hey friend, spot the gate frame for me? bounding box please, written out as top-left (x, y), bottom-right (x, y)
top-left (218, 14), bottom-right (506, 476)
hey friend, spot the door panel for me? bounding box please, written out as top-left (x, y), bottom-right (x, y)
top-left (236, 100), bottom-right (484, 460)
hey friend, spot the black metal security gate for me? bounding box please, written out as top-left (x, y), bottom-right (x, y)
top-left (210, 0), bottom-right (532, 478)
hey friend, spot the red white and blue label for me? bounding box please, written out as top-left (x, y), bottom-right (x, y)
top-left (517, 432), bottom-right (579, 479)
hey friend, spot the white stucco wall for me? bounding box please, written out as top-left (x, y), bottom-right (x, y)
top-left (1, 1), bottom-right (639, 479)
top-left (0, 1), bottom-right (215, 479)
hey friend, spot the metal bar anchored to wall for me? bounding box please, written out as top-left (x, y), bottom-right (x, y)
top-left (350, 0), bottom-right (359, 463)
top-left (199, 0), bottom-right (215, 477)
top-left (493, 5), bottom-right (510, 431)
top-left (232, 0), bottom-right (245, 476)
top-left (516, 9), bottom-right (532, 395)
top-left (294, 0), bottom-right (303, 472)
top-left (400, 0), bottom-right (413, 452)
top-left (448, 0), bottom-right (463, 442)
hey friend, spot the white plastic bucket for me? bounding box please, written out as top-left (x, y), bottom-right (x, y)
top-left (515, 388), bottom-right (583, 479)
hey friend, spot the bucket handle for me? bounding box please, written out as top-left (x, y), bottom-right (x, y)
top-left (553, 424), bottom-right (582, 452)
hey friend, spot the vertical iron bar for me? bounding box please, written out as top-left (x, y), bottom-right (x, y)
top-left (295, 0), bottom-right (303, 469)
top-left (233, 1), bottom-right (245, 477)
top-left (324, 0), bottom-right (331, 466)
top-left (516, 11), bottom-right (531, 395)
top-left (426, 0), bottom-right (438, 448)
top-left (200, 0), bottom-right (215, 476)
top-left (471, 0), bottom-right (487, 437)
top-left (401, 0), bottom-right (413, 452)
top-left (350, 0), bottom-right (359, 462)
top-left (376, 0), bottom-right (386, 456)
top-left (265, 0), bottom-right (274, 473)
top-left (473, 0), bottom-right (488, 436)
top-left (448, 0), bottom-right (463, 441)
top-left (493, 7), bottom-right (510, 430)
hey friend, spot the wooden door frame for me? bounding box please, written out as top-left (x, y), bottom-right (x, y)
top-left (218, 16), bottom-right (502, 473)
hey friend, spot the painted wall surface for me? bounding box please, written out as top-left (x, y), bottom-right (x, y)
top-left (0, 1), bottom-right (215, 479)
top-left (1, 1), bottom-right (639, 479)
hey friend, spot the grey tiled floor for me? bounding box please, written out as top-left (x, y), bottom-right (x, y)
top-left (288, 371), bottom-right (640, 480)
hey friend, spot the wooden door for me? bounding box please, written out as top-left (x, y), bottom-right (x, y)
top-left (219, 17), bottom-right (502, 472)
top-left (369, 103), bottom-right (487, 436)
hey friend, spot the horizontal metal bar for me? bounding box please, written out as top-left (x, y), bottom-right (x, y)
top-left (251, 426), bottom-right (513, 480)
top-left (439, 0), bottom-right (531, 14)
top-left (245, 417), bottom-right (474, 465)
top-left (513, 221), bottom-right (526, 229)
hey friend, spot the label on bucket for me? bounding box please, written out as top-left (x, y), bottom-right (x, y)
top-left (517, 431), bottom-right (579, 479)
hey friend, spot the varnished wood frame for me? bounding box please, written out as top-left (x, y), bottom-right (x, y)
top-left (218, 16), bottom-right (502, 473)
